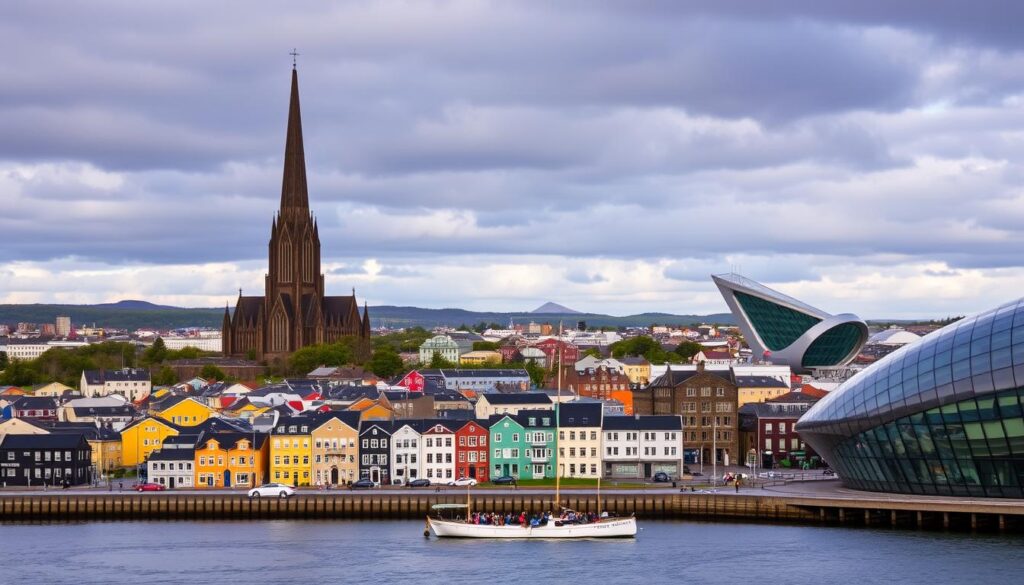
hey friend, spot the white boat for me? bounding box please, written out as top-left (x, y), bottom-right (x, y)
top-left (427, 506), bottom-right (637, 539)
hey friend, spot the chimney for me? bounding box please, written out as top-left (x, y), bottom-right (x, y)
top-left (697, 361), bottom-right (706, 373)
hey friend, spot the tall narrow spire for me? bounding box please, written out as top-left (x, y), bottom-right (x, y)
top-left (280, 67), bottom-right (309, 216)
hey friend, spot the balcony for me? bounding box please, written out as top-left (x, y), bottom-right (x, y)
top-left (530, 452), bottom-right (549, 463)
top-left (530, 437), bottom-right (548, 447)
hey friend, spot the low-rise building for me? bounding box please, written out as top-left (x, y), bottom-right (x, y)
top-left (735, 375), bottom-right (792, 408)
top-left (80, 368), bottom-right (152, 402)
top-left (147, 447), bottom-right (195, 489)
top-left (739, 391), bottom-right (820, 469)
top-left (475, 392), bottom-right (552, 419)
top-left (311, 411), bottom-right (361, 487)
top-left (454, 420), bottom-right (489, 483)
top-left (459, 350), bottom-right (503, 365)
top-left (359, 421), bottom-right (396, 485)
top-left (4, 396), bottom-right (58, 421)
top-left (602, 415), bottom-right (684, 479)
top-left (0, 433), bottom-right (93, 486)
top-left (557, 402), bottom-right (603, 478)
top-left (419, 335), bottom-right (472, 364)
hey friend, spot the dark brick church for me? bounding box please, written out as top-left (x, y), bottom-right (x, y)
top-left (223, 67), bottom-right (370, 362)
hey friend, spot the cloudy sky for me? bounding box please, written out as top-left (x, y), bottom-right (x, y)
top-left (2, 1), bottom-right (1024, 319)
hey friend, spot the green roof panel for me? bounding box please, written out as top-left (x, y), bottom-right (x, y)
top-left (734, 290), bottom-right (821, 351)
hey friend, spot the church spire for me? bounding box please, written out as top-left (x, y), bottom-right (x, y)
top-left (279, 67), bottom-right (309, 216)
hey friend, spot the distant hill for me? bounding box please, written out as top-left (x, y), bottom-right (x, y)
top-left (531, 302), bottom-right (581, 314)
top-left (0, 302), bottom-right (736, 331)
top-left (91, 300), bottom-right (181, 311)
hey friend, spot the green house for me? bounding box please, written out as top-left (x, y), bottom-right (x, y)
top-left (488, 409), bottom-right (558, 480)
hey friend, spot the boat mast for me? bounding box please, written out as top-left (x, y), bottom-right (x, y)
top-left (555, 321), bottom-right (563, 511)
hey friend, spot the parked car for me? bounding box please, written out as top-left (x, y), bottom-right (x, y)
top-left (449, 477), bottom-right (478, 487)
top-left (134, 482), bottom-right (165, 492)
top-left (652, 472), bottom-right (672, 483)
top-left (350, 478), bottom-right (376, 490)
top-left (407, 478), bottom-right (431, 488)
top-left (248, 483), bottom-right (296, 499)
top-left (491, 475), bottom-right (517, 485)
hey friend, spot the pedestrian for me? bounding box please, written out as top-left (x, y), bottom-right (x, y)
top-left (735, 477), bottom-right (741, 493)
top-left (118, 481), bottom-right (123, 492)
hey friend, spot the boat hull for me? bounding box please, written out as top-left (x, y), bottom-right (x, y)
top-left (427, 517), bottom-right (637, 538)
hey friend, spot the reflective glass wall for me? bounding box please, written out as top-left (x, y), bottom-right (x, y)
top-left (829, 387), bottom-right (1024, 497)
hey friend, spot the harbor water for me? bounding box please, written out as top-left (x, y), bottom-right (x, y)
top-left (2, 520), bottom-right (1021, 585)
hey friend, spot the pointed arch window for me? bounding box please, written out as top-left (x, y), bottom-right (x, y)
top-left (303, 239), bottom-right (314, 283)
top-left (271, 308), bottom-right (289, 352)
top-left (280, 238), bottom-right (293, 283)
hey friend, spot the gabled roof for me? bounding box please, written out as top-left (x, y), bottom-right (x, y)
top-left (602, 415), bottom-right (683, 431)
top-left (0, 433), bottom-right (90, 449)
top-left (478, 392), bottom-right (552, 405)
top-left (148, 448), bottom-right (195, 462)
top-left (82, 368), bottom-right (150, 384)
top-left (557, 402), bottom-right (603, 427)
top-left (734, 376), bottom-right (789, 389)
top-left (120, 416), bottom-right (182, 434)
top-left (11, 396), bottom-right (58, 410)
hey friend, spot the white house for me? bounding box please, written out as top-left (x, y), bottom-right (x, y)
top-left (421, 422), bottom-right (456, 483)
top-left (390, 423), bottom-right (423, 485)
top-left (602, 415), bottom-right (684, 480)
top-left (80, 368), bottom-right (152, 402)
top-left (474, 392), bottom-right (552, 419)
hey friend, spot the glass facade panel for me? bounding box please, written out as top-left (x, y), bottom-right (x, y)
top-left (797, 296), bottom-right (1024, 498)
top-left (734, 290), bottom-right (820, 351)
top-left (802, 322), bottom-right (864, 368)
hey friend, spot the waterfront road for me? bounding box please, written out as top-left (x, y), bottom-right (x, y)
top-left (3, 480), bottom-right (1024, 510)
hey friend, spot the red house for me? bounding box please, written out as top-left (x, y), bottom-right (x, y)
top-left (532, 339), bottom-right (579, 369)
top-left (396, 370), bottom-right (425, 392)
top-left (454, 420), bottom-right (490, 482)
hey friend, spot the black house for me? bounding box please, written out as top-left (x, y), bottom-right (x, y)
top-left (0, 434), bottom-right (93, 487)
top-left (358, 421), bottom-right (396, 485)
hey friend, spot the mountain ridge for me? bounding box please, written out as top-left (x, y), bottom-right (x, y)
top-left (0, 301), bottom-right (736, 330)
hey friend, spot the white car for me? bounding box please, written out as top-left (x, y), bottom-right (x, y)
top-left (248, 483), bottom-right (297, 499)
top-left (449, 477), bottom-right (478, 487)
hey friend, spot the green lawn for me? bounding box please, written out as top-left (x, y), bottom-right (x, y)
top-left (476, 478), bottom-right (649, 489)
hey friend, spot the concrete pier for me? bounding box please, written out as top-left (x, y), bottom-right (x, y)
top-left (1, 492), bottom-right (1021, 532)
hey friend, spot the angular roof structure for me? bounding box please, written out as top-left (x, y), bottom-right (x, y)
top-left (712, 273), bottom-right (868, 373)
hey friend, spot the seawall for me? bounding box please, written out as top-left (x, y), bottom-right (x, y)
top-left (2, 493), bottom-right (1022, 533)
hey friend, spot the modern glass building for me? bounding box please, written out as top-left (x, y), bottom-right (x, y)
top-left (797, 297), bottom-right (1024, 498)
top-left (712, 273), bottom-right (868, 373)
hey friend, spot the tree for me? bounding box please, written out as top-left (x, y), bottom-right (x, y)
top-left (152, 366), bottom-right (178, 386)
top-left (609, 335), bottom-right (683, 365)
top-left (142, 337), bottom-right (168, 366)
top-left (472, 341), bottom-right (500, 351)
top-left (523, 361), bottom-right (547, 387)
top-left (673, 341), bottom-right (703, 361)
top-left (368, 346), bottom-right (404, 378)
top-left (581, 347), bottom-right (602, 359)
top-left (428, 352), bottom-right (457, 369)
top-left (0, 351), bottom-right (8, 371)
top-left (0, 358), bottom-right (39, 386)
top-left (199, 364), bottom-right (226, 381)
top-left (288, 336), bottom-right (360, 376)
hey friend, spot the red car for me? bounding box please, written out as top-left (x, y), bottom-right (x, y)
top-left (134, 482), bottom-right (166, 492)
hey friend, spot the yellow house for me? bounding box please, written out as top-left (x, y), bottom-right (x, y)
top-left (121, 416), bottom-right (180, 468)
top-left (311, 411), bottom-right (362, 486)
top-left (91, 428), bottom-right (123, 477)
top-left (223, 398), bottom-right (270, 421)
top-left (735, 376), bottom-right (792, 408)
top-left (617, 357), bottom-right (652, 386)
top-left (459, 350), bottom-right (503, 365)
top-left (152, 396), bottom-right (216, 427)
top-left (33, 382), bottom-right (74, 397)
top-left (270, 415), bottom-right (314, 486)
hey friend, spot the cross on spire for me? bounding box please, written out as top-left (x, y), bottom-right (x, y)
top-left (290, 48), bottom-right (300, 69)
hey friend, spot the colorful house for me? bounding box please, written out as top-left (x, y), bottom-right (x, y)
top-left (120, 416), bottom-right (181, 468)
top-left (359, 421), bottom-right (395, 485)
top-left (454, 420), bottom-right (489, 483)
top-left (151, 396), bottom-right (216, 427)
top-left (270, 415), bottom-right (315, 486)
top-left (311, 411), bottom-right (361, 486)
top-left (557, 402), bottom-right (603, 478)
top-left (488, 415), bottom-right (527, 480)
top-left (194, 433), bottom-right (269, 488)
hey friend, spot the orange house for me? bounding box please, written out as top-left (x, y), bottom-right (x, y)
top-left (194, 433), bottom-right (269, 488)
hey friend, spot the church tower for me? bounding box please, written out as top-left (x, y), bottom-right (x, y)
top-left (224, 65), bottom-right (370, 364)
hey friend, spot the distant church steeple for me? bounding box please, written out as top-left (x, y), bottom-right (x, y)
top-left (223, 64), bottom-right (371, 361)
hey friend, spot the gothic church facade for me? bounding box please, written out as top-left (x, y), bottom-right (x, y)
top-left (223, 67), bottom-right (370, 362)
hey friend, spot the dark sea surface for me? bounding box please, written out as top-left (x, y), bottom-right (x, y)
top-left (2, 520), bottom-right (1021, 585)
